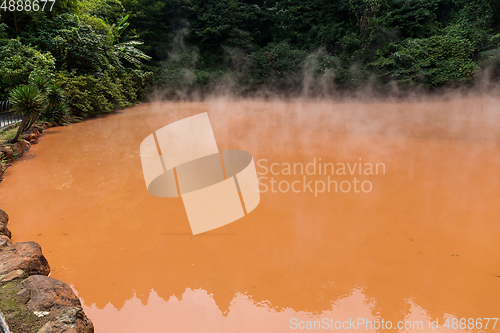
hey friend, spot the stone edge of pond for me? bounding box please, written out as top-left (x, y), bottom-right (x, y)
top-left (0, 208), bottom-right (94, 333)
top-left (0, 122), bottom-right (53, 183)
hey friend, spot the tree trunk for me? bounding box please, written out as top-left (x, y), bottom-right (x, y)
top-left (9, 115), bottom-right (29, 143)
top-left (25, 112), bottom-right (41, 132)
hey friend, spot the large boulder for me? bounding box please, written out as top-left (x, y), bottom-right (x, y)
top-left (15, 276), bottom-right (94, 333)
top-left (0, 241), bottom-right (50, 276)
top-left (20, 275), bottom-right (80, 311)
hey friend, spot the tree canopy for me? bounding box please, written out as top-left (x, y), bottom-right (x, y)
top-left (1, 0), bottom-right (500, 106)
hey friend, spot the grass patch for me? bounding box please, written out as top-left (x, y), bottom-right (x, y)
top-left (0, 125), bottom-right (20, 146)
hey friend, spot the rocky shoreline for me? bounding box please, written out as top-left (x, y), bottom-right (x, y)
top-left (0, 208), bottom-right (94, 333)
top-left (0, 124), bottom-right (94, 332)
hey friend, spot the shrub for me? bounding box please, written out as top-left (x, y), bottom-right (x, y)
top-left (370, 29), bottom-right (479, 87)
top-left (54, 69), bottom-right (149, 117)
top-left (251, 41), bottom-right (308, 91)
top-left (0, 39), bottom-right (55, 99)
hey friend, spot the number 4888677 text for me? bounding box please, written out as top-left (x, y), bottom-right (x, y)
top-left (1, 0), bottom-right (56, 11)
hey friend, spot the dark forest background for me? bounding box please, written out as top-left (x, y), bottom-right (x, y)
top-left (1, 0), bottom-right (500, 115)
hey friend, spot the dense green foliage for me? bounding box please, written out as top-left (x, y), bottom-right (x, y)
top-left (0, 39), bottom-right (55, 97)
top-left (1, 0), bottom-right (500, 106)
top-left (123, 0), bottom-right (500, 95)
top-left (0, 5), bottom-right (151, 117)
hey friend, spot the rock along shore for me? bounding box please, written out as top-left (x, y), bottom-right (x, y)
top-left (0, 209), bottom-right (94, 332)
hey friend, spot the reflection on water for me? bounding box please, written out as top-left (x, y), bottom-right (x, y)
top-left (80, 288), bottom-right (471, 333)
top-left (0, 98), bottom-right (500, 332)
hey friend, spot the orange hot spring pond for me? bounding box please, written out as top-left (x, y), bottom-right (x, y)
top-left (1, 98), bottom-right (500, 332)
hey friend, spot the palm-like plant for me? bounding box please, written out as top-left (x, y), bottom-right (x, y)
top-left (24, 75), bottom-right (49, 131)
top-left (8, 78), bottom-right (71, 142)
top-left (29, 75), bottom-right (50, 95)
top-left (46, 84), bottom-right (66, 106)
top-left (8, 85), bottom-right (46, 143)
top-left (23, 75), bottom-right (51, 131)
top-left (43, 102), bottom-right (70, 125)
top-left (43, 85), bottom-right (70, 125)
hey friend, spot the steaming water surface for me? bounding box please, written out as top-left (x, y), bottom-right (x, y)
top-left (1, 98), bottom-right (500, 332)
